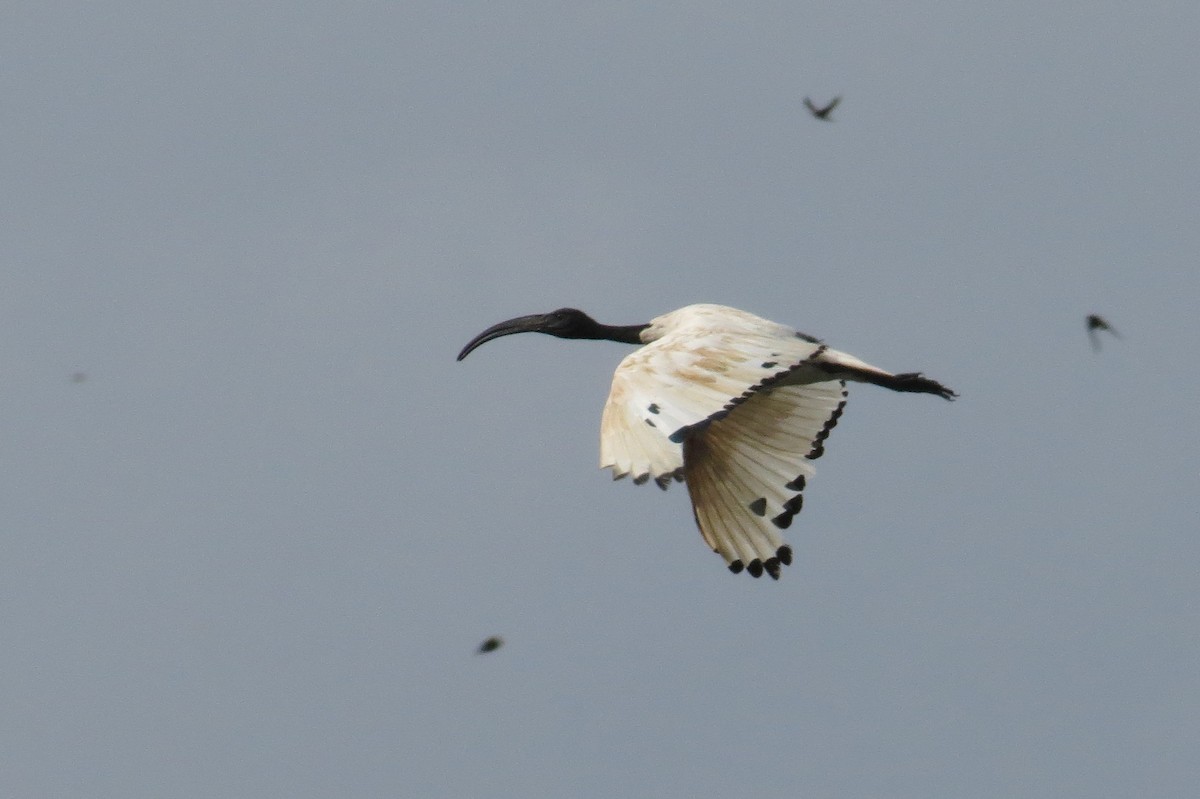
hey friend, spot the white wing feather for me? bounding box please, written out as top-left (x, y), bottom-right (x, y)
top-left (684, 381), bottom-right (847, 576)
top-left (599, 325), bottom-right (825, 485)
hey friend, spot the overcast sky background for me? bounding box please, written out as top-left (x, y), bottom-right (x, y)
top-left (3, 2), bottom-right (1199, 797)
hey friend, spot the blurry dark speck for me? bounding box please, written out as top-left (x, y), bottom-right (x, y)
top-left (477, 635), bottom-right (504, 654)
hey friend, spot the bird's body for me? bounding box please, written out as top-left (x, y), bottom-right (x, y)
top-left (458, 304), bottom-right (955, 580)
top-left (803, 96), bottom-right (841, 120)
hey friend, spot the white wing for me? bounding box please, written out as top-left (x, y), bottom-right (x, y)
top-left (597, 306), bottom-right (858, 578)
top-left (684, 380), bottom-right (847, 578)
top-left (598, 325), bottom-right (827, 487)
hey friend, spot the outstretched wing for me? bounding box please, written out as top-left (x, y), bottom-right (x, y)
top-left (684, 380), bottom-right (847, 579)
top-left (598, 327), bottom-right (827, 487)
top-left (598, 350), bottom-right (687, 488)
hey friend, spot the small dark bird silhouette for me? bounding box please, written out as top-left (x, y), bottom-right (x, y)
top-left (477, 636), bottom-right (504, 654)
top-left (803, 96), bottom-right (841, 121)
top-left (1086, 314), bottom-right (1120, 351)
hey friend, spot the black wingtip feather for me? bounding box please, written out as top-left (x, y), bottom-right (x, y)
top-left (806, 391), bottom-right (847, 460)
top-left (772, 486), bottom-right (806, 529)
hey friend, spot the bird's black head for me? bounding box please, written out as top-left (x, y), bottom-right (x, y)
top-left (456, 308), bottom-right (645, 361)
top-left (534, 307), bottom-right (599, 337)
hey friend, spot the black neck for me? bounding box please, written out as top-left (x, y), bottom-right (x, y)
top-left (577, 320), bottom-right (648, 344)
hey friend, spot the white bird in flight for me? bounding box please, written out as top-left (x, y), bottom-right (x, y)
top-left (457, 304), bottom-right (956, 580)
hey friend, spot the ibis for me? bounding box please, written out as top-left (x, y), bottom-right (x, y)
top-left (803, 96), bottom-right (842, 121)
top-left (1086, 314), bottom-right (1119, 351)
top-left (457, 304), bottom-right (956, 580)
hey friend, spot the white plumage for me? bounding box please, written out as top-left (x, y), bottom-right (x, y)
top-left (458, 303), bottom-right (956, 580)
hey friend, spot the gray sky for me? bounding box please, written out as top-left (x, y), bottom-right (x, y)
top-left (3, 2), bottom-right (1199, 797)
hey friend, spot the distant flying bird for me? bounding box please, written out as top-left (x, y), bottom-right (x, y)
top-left (457, 304), bottom-right (956, 581)
top-left (803, 96), bottom-right (841, 120)
top-left (1086, 314), bottom-right (1120, 351)
top-left (477, 636), bottom-right (504, 654)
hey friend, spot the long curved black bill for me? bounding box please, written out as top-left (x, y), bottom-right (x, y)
top-left (456, 314), bottom-right (550, 361)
